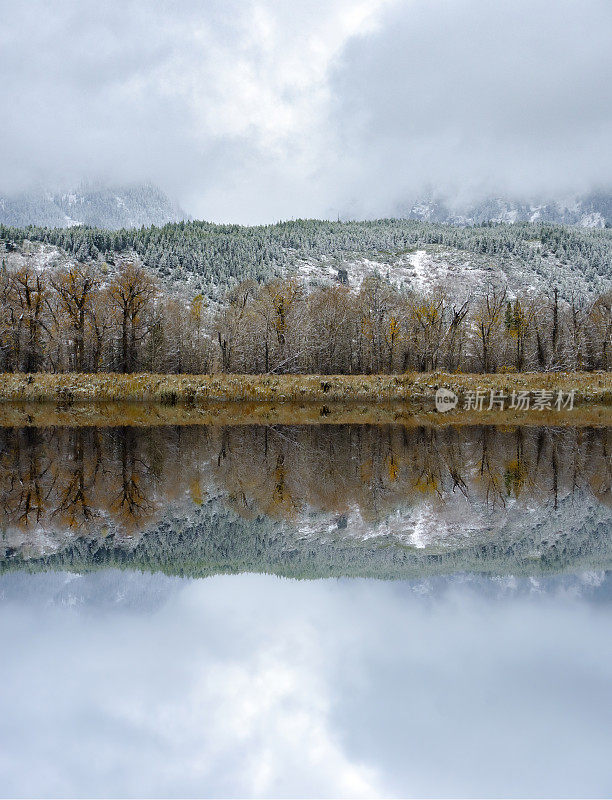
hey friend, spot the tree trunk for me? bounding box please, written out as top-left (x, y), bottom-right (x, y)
top-left (122, 306), bottom-right (129, 373)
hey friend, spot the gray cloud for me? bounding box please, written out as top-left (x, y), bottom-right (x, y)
top-left (329, 0), bottom-right (612, 215)
top-left (0, 1), bottom-right (248, 191)
top-left (0, 0), bottom-right (611, 221)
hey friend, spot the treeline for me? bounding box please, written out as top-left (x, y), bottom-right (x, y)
top-left (0, 262), bottom-right (209, 373)
top-left (2, 217), bottom-right (612, 298)
top-left (0, 261), bottom-right (610, 374)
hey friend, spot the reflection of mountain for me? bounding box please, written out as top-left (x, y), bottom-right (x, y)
top-left (0, 569), bottom-right (182, 611)
top-left (4, 492), bottom-right (610, 580)
top-left (1, 425), bottom-right (610, 579)
top-left (0, 569), bottom-right (610, 612)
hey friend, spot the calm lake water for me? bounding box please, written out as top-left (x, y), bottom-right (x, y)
top-left (0, 424), bottom-right (611, 798)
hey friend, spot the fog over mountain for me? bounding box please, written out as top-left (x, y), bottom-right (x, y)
top-left (0, 183), bottom-right (185, 229)
top-left (1, 0), bottom-right (611, 224)
top-left (398, 191), bottom-right (612, 229)
top-left (2, 183), bottom-right (611, 230)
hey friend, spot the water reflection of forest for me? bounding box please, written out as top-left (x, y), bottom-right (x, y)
top-left (1, 425), bottom-right (610, 538)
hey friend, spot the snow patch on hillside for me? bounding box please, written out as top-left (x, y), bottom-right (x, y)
top-left (287, 241), bottom-right (611, 301)
top-left (581, 212), bottom-right (606, 228)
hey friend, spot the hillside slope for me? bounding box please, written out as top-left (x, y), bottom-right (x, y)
top-left (1, 218), bottom-right (610, 302)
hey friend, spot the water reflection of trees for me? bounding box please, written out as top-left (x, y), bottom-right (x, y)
top-left (0, 427), bottom-right (211, 536)
top-left (0, 425), bottom-right (610, 536)
top-left (216, 426), bottom-right (611, 521)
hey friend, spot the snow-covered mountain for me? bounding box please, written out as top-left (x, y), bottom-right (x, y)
top-left (0, 183), bottom-right (186, 229)
top-left (397, 191), bottom-right (612, 228)
top-left (3, 214), bottom-right (611, 302)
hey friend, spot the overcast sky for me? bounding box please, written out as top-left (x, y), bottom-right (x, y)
top-left (1, 0), bottom-right (611, 222)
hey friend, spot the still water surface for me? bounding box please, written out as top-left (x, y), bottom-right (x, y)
top-left (0, 424), bottom-right (610, 798)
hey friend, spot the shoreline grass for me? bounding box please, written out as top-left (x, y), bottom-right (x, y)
top-left (0, 371), bottom-right (610, 405)
top-left (0, 372), bottom-right (610, 427)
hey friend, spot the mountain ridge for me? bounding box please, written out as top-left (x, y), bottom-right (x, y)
top-left (2, 182), bottom-right (612, 230)
top-left (397, 191), bottom-right (612, 228)
top-left (0, 182), bottom-right (186, 229)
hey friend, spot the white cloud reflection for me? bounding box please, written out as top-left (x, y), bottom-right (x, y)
top-left (0, 571), bottom-right (610, 798)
